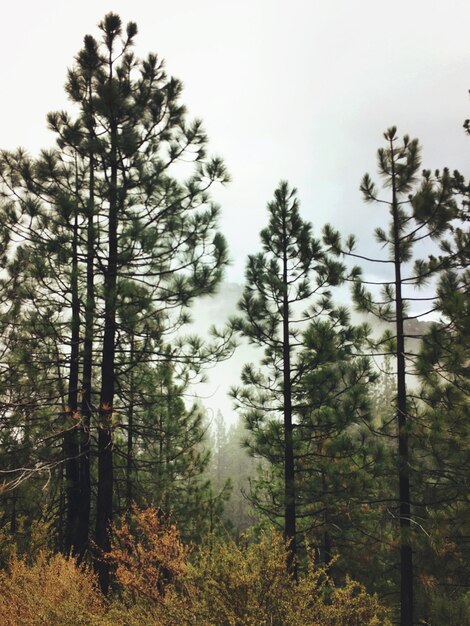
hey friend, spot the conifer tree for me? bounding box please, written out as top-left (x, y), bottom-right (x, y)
top-left (1, 12), bottom-right (232, 592)
top-left (205, 414), bottom-right (258, 536)
top-left (231, 181), bottom-right (372, 577)
top-left (324, 127), bottom-right (458, 626)
top-left (0, 145), bottom-right (91, 553)
top-left (53, 33), bottom-right (101, 558)
top-left (414, 178), bottom-right (470, 603)
top-left (73, 15), bottom-right (231, 590)
top-left (113, 359), bottom-right (228, 542)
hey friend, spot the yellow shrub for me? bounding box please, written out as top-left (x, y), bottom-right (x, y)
top-left (0, 507), bottom-right (391, 626)
top-left (0, 551), bottom-right (104, 626)
top-left (106, 506), bottom-right (391, 626)
top-left (188, 530), bottom-right (391, 626)
top-left (106, 504), bottom-right (189, 604)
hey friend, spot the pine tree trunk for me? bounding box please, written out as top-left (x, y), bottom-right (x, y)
top-left (322, 472), bottom-right (332, 571)
top-left (282, 215), bottom-right (297, 580)
top-left (10, 492), bottom-right (17, 534)
top-left (391, 143), bottom-right (413, 626)
top-left (95, 107), bottom-right (118, 595)
top-left (164, 386), bottom-right (172, 513)
top-left (77, 147), bottom-right (95, 560)
top-left (324, 529), bottom-right (332, 569)
top-left (126, 337), bottom-right (135, 511)
top-left (64, 202), bottom-right (81, 555)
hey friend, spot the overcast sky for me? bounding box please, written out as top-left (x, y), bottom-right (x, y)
top-left (2, 1), bottom-right (469, 421)
top-left (2, 0), bottom-right (469, 281)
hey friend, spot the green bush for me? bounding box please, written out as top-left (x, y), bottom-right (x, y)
top-left (425, 591), bottom-right (470, 625)
top-left (186, 530), bottom-right (391, 626)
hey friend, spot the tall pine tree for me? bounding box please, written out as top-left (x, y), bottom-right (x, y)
top-left (1, 12), bottom-right (232, 592)
top-left (325, 127), bottom-right (458, 625)
top-left (231, 181), bottom-right (372, 577)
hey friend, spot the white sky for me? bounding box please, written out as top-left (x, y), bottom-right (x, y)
top-left (2, 0), bottom-right (469, 281)
top-left (1, 1), bottom-right (469, 421)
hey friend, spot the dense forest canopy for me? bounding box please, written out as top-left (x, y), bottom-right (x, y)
top-left (0, 10), bottom-right (469, 626)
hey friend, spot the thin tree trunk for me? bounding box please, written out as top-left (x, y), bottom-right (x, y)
top-left (126, 336), bottom-right (135, 511)
top-left (77, 136), bottom-right (95, 560)
top-left (10, 492), bottom-right (17, 534)
top-left (391, 140), bottom-right (413, 626)
top-left (322, 471), bottom-right (332, 571)
top-left (64, 193), bottom-right (81, 555)
top-left (95, 60), bottom-right (118, 593)
top-left (282, 212), bottom-right (297, 580)
top-left (164, 380), bottom-right (172, 514)
top-left (323, 529), bottom-right (332, 569)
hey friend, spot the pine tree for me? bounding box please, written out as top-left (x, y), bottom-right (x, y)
top-left (230, 181), bottom-right (372, 577)
top-left (113, 359), bottom-right (228, 542)
top-left (0, 12), bottom-right (232, 592)
top-left (75, 15), bottom-right (231, 590)
top-left (325, 127), bottom-right (458, 625)
top-left (0, 145), bottom-right (92, 553)
top-left (414, 177), bottom-right (470, 605)
top-left (216, 416), bottom-right (258, 535)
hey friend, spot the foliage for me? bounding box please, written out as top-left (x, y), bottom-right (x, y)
top-left (106, 505), bottom-right (189, 603)
top-left (0, 10), bottom-right (469, 624)
top-left (324, 127), bottom-right (464, 625)
top-left (422, 591), bottom-right (470, 626)
top-left (106, 505), bottom-right (391, 626)
top-left (113, 361), bottom-right (226, 542)
top-left (0, 11), bottom-right (233, 578)
top-left (206, 414), bottom-right (259, 536)
top-left (412, 221), bottom-right (470, 599)
top-left (0, 551), bottom-right (104, 625)
top-left (0, 506), bottom-right (392, 625)
top-left (189, 530), bottom-right (391, 626)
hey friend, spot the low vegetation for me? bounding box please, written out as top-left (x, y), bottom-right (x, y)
top-left (0, 506), bottom-right (390, 626)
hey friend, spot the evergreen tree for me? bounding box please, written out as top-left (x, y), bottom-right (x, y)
top-left (221, 417), bottom-right (259, 535)
top-left (205, 413), bottom-right (259, 536)
top-left (414, 184), bottom-right (470, 609)
top-left (113, 360), bottom-right (228, 542)
top-left (212, 411), bottom-right (229, 491)
top-left (1, 12), bottom-right (232, 592)
top-left (0, 146), bottom-right (91, 553)
top-left (325, 127), bottom-right (458, 625)
top-left (231, 181), bottom-right (373, 577)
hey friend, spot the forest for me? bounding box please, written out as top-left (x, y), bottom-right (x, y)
top-left (0, 12), bottom-right (468, 626)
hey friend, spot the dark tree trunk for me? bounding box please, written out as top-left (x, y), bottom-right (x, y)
top-left (126, 337), bottom-right (135, 511)
top-left (10, 492), bottom-right (17, 534)
top-left (323, 528), bottom-right (332, 570)
top-left (64, 201), bottom-right (81, 555)
top-left (391, 142), bottom-right (413, 626)
top-left (95, 94), bottom-right (118, 594)
top-left (76, 146), bottom-right (95, 560)
top-left (322, 472), bottom-right (332, 572)
top-left (164, 414), bottom-right (171, 515)
top-left (282, 214), bottom-right (297, 580)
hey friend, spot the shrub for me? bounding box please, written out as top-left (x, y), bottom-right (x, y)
top-left (105, 506), bottom-right (195, 625)
top-left (188, 530), bottom-right (391, 626)
top-left (0, 551), bottom-right (104, 625)
top-left (107, 506), bottom-right (391, 626)
top-left (0, 506), bottom-right (391, 625)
